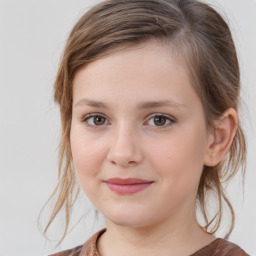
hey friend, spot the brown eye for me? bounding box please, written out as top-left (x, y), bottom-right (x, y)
top-left (146, 114), bottom-right (175, 127)
top-left (93, 116), bottom-right (106, 125)
top-left (84, 114), bottom-right (109, 126)
top-left (153, 116), bottom-right (167, 126)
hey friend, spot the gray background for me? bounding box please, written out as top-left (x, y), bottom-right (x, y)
top-left (0, 0), bottom-right (255, 255)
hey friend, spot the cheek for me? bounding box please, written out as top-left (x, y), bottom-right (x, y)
top-left (147, 128), bottom-right (207, 190)
top-left (70, 126), bottom-right (107, 185)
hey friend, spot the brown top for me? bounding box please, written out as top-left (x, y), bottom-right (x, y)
top-left (49, 229), bottom-right (250, 256)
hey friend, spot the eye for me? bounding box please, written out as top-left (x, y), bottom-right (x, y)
top-left (82, 114), bottom-right (109, 127)
top-left (146, 114), bottom-right (175, 127)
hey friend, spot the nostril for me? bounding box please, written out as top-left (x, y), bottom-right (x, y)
top-left (110, 160), bottom-right (117, 165)
top-left (128, 160), bottom-right (136, 165)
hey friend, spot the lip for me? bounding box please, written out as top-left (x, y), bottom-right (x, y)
top-left (104, 178), bottom-right (154, 195)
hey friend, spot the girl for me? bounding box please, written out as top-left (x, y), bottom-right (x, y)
top-left (45, 0), bottom-right (249, 255)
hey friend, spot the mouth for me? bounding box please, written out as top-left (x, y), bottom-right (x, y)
top-left (104, 178), bottom-right (154, 195)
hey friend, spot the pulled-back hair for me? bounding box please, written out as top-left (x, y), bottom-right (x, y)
top-left (43, 0), bottom-right (246, 244)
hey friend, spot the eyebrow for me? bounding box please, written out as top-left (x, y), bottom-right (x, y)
top-left (137, 100), bottom-right (186, 110)
top-left (74, 98), bottom-right (108, 109)
top-left (74, 98), bottom-right (187, 110)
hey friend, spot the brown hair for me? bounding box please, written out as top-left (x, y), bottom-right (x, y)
top-left (42, 0), bottom-right (246, 244)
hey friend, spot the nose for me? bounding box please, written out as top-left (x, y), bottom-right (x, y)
top-left (106, 125), bottom-right (143, 167)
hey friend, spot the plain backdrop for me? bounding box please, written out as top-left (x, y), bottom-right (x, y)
top-left (0, 0), bottom-right (255, 255)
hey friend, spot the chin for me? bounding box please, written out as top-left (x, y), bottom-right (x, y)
top-left (104, 207), bottom-right (154, 228)
top-left (110, 218), bottom-right (144, 228)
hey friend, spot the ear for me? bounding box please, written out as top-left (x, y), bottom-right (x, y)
top-left (204, 108), bottom-right (238, 166)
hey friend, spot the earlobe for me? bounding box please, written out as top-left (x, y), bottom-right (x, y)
top-left (204, 108), bottom-right (238, 167)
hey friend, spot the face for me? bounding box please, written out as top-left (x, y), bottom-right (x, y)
top-left (70, 41), bottom-right (212, 229)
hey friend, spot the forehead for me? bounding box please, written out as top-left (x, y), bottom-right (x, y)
top-left (73, 40), bottom-right (187, 87)
top-left (74, 39), bottom-right (187, 78)
top-left (72, 40), bottom-right (200, 111)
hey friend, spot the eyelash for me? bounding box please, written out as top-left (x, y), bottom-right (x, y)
top-left (81, 113), bottom-right (176, 128)
top-left (145, 113), bottom-right (176, 128)
top-left (82, 113), bottom-right (110, 127)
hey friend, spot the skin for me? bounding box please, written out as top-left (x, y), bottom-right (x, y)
top-left (70, 40), bottom-right (237, 256)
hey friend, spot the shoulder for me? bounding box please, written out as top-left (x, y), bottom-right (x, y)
top-left (48, 245), bottom-right (83, 256)
top-left (48, 229), bottom-right (106, 256)
top-left (192, 238), bottom-right (250, 256)
top-left (214, 239), bottom-right (250, 256)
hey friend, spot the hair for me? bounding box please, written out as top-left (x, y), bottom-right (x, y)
top-left (42, 0), bottom-right (246, 245)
